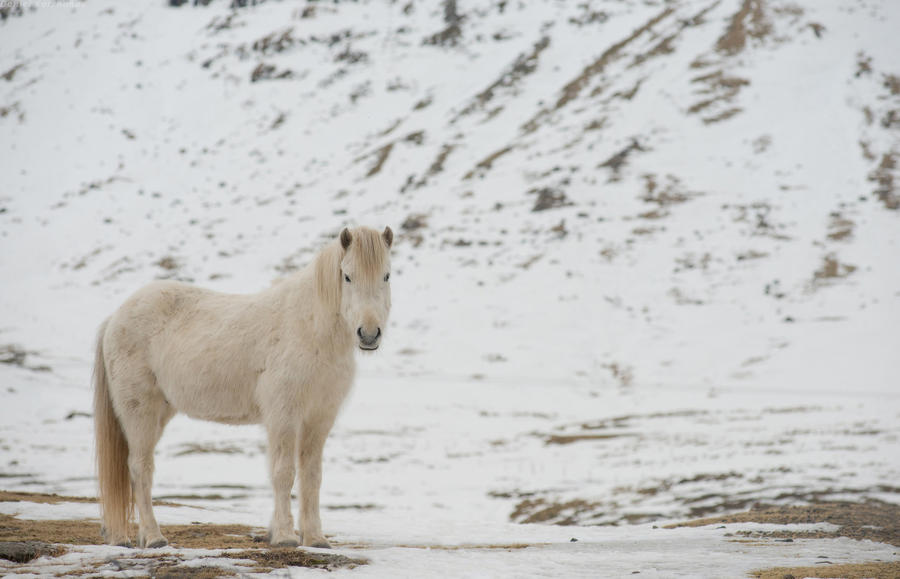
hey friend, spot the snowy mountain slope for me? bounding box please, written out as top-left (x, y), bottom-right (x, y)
top-left (1, 0), bottom-right (899, 576)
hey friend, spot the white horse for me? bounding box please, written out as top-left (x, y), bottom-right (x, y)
top-left (93, 226), bottom-right (393, 549)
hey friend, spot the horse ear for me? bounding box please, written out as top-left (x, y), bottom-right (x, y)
top-left (340, 228), bottom-right (352, 251)
top-left (382, 226), bottom-right (393, 248)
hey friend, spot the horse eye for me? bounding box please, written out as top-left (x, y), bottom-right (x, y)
top-left (344, 274), bottom-right (351, 283)
top-left (384, 273), bottom-right (390, 282)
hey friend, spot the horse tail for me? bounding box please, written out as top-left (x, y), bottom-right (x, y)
top-left (93, 319), bottom-right (132, 542)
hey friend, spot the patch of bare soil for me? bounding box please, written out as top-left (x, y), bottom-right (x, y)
top-left (365, 143), bottom-right (394, 177)
top-left (811, 254), bottom-right (857, 288)
top-left (0, 514), bottom-right (105, 546)
top-left (598, 139), bottom-right (646, 181)
top-left (869, 152), bottom-right (898, 210)
top-left (453, 36), bottom-right (549, 122)
top-left (510, 498), bottom-right (601, 525)
top-left (463, 145), bottom-right (513, 180)
top-left (0, 345), bottom-right (51, 373)
top-left (543, 433), bottom-right (635, 446)
top-left (173, 442), bottom-right (246, 457)
top-left (726, 201), bottom-right (790, 240)
top-left (250, 62), bottom-right (293, 83)
top-left (666, 500), bottom-right (900, 547)
top-left (0, 541), bottom-right (65, 563)
top-left (629, 1), bottom-right (722, 69)
top-left (399, 213), bottom-right (428, 247)
top-left (826, 212), bottom-right (854, 241)
top-left (0, 490), bottom-right (96, 504)
top-left (1, 63), bottom-right (25, 82)
top-left (641, 174), bottom-right (697, 209)
top-left (0, 490), bottom-right (182, 508)
top-left (0, 101), bottom-right (24, 123)
top-left (688, 70), bottom-right (750, 123)
top-left (0, 2), bottom-right (22, 20)
top-left (529, 187), bottom-right (572, 212)
top-left (716, 0), bottom-right (772, 55)
top-left (359, 130), bottom-right (424, 178)
top-left (423, 0), bottom-right (462, 47)
top-left (0, 513), bottom-right (259, 549)
top-left (228, 548), bottom-right (366, 571)
top-left (32, 548), bottom-right (365, 577)
top-left (751, 561), bottom-right (900, 579)
top-left (522, 6), bottom-right (674, 134)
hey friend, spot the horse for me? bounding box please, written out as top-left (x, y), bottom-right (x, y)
top-left (92, 226), bottom-right (393, 549)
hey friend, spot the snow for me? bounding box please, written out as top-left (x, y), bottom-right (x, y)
top-left (1, 0), bottom-right (899, 576)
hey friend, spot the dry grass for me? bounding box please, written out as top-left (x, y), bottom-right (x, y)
top-left (0, 509), bottom-right (365, 575)
top-left (555, 7), bottom-right (674, 111)
top-left (869, 152), bottom-right (898, 210)
top-left (716, 0), bottom-right (772, 55)
top-left (365, 142), bottom-right (394, 177)
top-left (0, 541), bottom-right (66, 563)
top-left (544, 433), bottom-right (634, 445)
top-left (521, 6), bottom-right (674, 133)
top-left (750, 561), bottom-right (900, 579)
top-left (510, 498), bottom-right (600, 525)
top-left (463, 145), bottom-right (513, 180)
top-left (0, 490), bottom-right (97, 504)
top-left (0, 490), bottom-right (182, 508)
top-left (0, 514), bottom-right (106, 546)
top-left (812, 254), bottom-right (857, 285)
top-left (226, 548), bottom-right (366, 571)
top-left (826, 212), bottom-right (854, 241)
top-left (454, 36), bottom-right (550, 121)
top-left (0, 514), bottom-right (262, 549)
top-left (666, 500), bottom-right (900, 547)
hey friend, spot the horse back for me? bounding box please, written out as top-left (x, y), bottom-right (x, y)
top-left (105, 280), bottom-right (272, 424)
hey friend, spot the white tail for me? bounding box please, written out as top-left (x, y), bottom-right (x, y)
top-left (93, 320), bottom-right (132, 543)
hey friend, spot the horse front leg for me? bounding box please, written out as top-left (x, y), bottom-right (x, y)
top-left (266, 423), bottom-right (300, 547)
top-left (298, 418), bottom-right (333, 548)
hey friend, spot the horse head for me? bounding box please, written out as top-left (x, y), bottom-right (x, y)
top-left (336, 226), bottom-right (393, 351)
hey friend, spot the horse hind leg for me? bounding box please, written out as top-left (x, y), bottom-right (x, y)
top-left (117, 380), bottom-right (175, 549)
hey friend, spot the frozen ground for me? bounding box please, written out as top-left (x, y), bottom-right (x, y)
top-left (1, 0), bottom-right (899, 576)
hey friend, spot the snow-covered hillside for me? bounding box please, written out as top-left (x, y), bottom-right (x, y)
top-left (1, 0), bottom-right (898, 576)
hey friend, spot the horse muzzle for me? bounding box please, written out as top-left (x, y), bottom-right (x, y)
top-left (357, 327), bottom-right (381, 350)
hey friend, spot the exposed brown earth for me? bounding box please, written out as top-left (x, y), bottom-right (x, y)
top-left (454, 36), bottom-right (550, 122)
top-left (521, 6), bottom-right (675, 134)
top-left (0, 490), bottom-right (182, 508)
top-left (0, 513), bottom-right (260, 549)
top-left (716, 0), bottom-right (772, 55)
top-left (463, 145), bottom-right (514, 180)
top-left (666, 500), bottom-right (900, 547)
top-left (751, 561), bottom-right (900, 579)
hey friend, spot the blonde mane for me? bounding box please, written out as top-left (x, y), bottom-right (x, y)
top-left (315, 227), bottom-right (389, 313)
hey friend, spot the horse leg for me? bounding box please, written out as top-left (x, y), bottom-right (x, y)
top-left (266, 422), bottom-right (300, 547)
top-left (298, 417), bottom-right (334, 548)
top-left (119, 390), bottom-right (174, 549)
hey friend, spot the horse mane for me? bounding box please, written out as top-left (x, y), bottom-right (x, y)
top-left (314, 227), bottom-right (389, 313)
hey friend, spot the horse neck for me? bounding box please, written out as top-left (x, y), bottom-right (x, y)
top-left (275, 268), bottom-right (355, 354)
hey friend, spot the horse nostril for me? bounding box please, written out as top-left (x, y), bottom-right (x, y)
top-left (375, 328), bottom-right (381, 339)
top-left (357, 327), bottom-right (363, 338)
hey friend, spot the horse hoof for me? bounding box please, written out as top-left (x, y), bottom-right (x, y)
top-left (271, 534), bottom-right (300, 548)
top-left (303, 537), bottom-right (331, 549)
top-left (146, 538), bottom-right (168, 549)
top-left (114, 540), bottom-right (133, 548)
